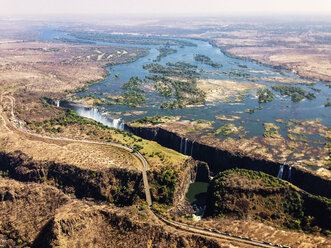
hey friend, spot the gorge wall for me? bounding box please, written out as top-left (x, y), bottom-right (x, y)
top-left (0, 151), bottom-right (145, 206)
top-left (127, 125), bottom-right (331, 198)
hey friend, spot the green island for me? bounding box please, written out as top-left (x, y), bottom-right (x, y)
top-left (207, 169), bottom-right (331, 234)
top-left (154, 46), bottom-right (177, 62)
top-left (131, 116), bottom-right (174, 126)
top-left (271, 85), bottom-right (316, 102)
top-left (120, 76), bottom-right (144, 92)
top-left (166, 61), bottom-right (198, 70)
top-left (147, 75), bottom-right (205, 109)
top-left (194, 54), bottom-right (222, 68)
top-left (70, 32), bottom-right (197, 47)
top-left (257, 88), bottom-right (275, 103)
top-left (143, 63), bottom-right (200, 78)
top-left (120, 91), bottom-right (146, 107)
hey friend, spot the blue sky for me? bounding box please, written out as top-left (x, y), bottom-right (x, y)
top-left (1, 0), bottom-right (330, 15)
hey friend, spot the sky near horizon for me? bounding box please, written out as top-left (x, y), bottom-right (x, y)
top-left (0, 0), bottom-right (330, 16)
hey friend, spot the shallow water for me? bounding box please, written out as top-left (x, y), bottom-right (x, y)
top-left (39, 29), bottom-right (330, 146)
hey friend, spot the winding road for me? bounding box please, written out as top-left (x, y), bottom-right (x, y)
top-left (0, 94), bottom-right (288, 248)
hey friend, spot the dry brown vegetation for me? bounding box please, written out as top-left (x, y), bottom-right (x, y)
top-left (197, 79), bottom-right (263, 103)
top-left (0, 178), bottom-right (229, 248)
top-left (210, 28), bottom-right (331, 82)
top-left (0, 41), bottom-right (147, 95)
top-left (0, 99), bottom-right (138, 171)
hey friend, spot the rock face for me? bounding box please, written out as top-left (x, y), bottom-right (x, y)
top-left (127, 125), bottom-right (331, 198)
top-left (0, 178), bottom-right (70, 245)
top-left (0, 178), bottom-right (222, 248)
top-left (206, 169), bottom-right (331, 233)
top-left (0, 151), bottom-right (145, 206)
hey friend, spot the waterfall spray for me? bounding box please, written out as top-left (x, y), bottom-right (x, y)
top-left (288, 166), bottom-right (292, 180)
top-left (277, 164), bottom-right (284, 179)
top-left (112, 118), bottom-right (124, 130)
top-left (184, 138), bottom-right (188, 155)
top-left (191, 141), bottom-right (195, 156)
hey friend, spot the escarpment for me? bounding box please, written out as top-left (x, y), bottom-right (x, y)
top-left (0, 150), bottom-right (145, 206)
top-left (33, 201), bottom-right (223, 248)
top-left (0, 178), bottom-right (70, 245)
top-left (127, 125), bottom-right (331, 198)
top-left (0, 178), bottom-right (223, 248)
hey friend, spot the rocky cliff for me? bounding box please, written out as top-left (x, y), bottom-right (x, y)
top-left (0, 150), bottom-right (145, 206)
top-left (0, 178), bottom-right (224, 248)
top-left (127, 125), bottom-right (331, 198)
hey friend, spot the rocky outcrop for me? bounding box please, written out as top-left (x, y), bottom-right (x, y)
top-left (0, 178), bottom-right (223, 248)
top-left (33, 202), bottom-right (223, 248)
top-left (0, 151), bottom-right (145, 206)
top-left (0, 178), bottom-right (70, 245)
top-left (127, 125), bottom-right (331, 198)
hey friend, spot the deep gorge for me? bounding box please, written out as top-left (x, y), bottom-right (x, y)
top-left (127, 124), bottom-right (331, 198)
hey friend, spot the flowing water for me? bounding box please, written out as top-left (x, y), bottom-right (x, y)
top-left (39, 29), bottom-right (330, 214)
top-left (39, 29), bottom-right (330, 142)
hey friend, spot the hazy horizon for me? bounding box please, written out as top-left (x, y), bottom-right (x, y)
top-left (1, 0), bottom-right (331, 16)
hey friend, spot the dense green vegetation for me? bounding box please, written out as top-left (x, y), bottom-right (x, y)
top-left (143, 62), bottom-right (205, 109)
top-left (194, 54), bottom-right (222, 68)
top-left (207, 169), bottom-right (331, 234)
top-left (54, 37), bottom-right (95, 44)
top-left (120, 77), bottom-right (144, 92)
top-left (26, 108), bottom-right (109, 134)
top-left (153, 80), bottom-right (173, 97)
top-left (151, 77), bottom-right (205, 109)
top-left (154, 46), bottom-right (177, 62)
top-left (70, 32), bottom-right (197, 47)
top-left (149, 166), bottom-right (178, 204)
top-left (257, 88), bottom-right (275, 103)
top-left (271, 85), bottom-right (316, 102)
top-left (131, 116), bottom-right (172, 126)
top-left (143, 63), bottom-right (200, 78)
top-left (166, 61), bottom-right (197, 70)
top-left (120, 91), bottom-right (146, 107)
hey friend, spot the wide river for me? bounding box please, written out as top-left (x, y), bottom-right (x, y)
top-left (39, 29), bottom-right (330, 145)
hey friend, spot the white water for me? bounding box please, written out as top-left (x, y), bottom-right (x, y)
top-left (288, 166), bottom-right (292, 180)
top-left (192, 204), bottom-right (206, 221)
top-left (277, 164), bottom-right (284, 179)
top-left (55, 100), bottom-right (60, 107)
top-left (73, 107), bottom-right (125, 130)
top-left (111, 118), bottom-right (125, 130)
top-left (184, 138), bottom-right (188, 155)
top-left (190, 141), bottom-right (195, 156)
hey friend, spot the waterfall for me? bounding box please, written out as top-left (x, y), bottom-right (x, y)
top-left (191, 141), bottom-right (195, 156)
top-left (288, 166), bottom-right (292, 180)
top-left (277, 164), bottom-right (284, 179)
top-left (119, 122), bottom-right (125, 130)
top-left (55, 100), bottom-right (60, 107)
top-left (184, 138), bottom-right (188, 155)
top-left (112, 118), bottom-right (124, 130)
top-left (179, 137), bottom-right (183, 153)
